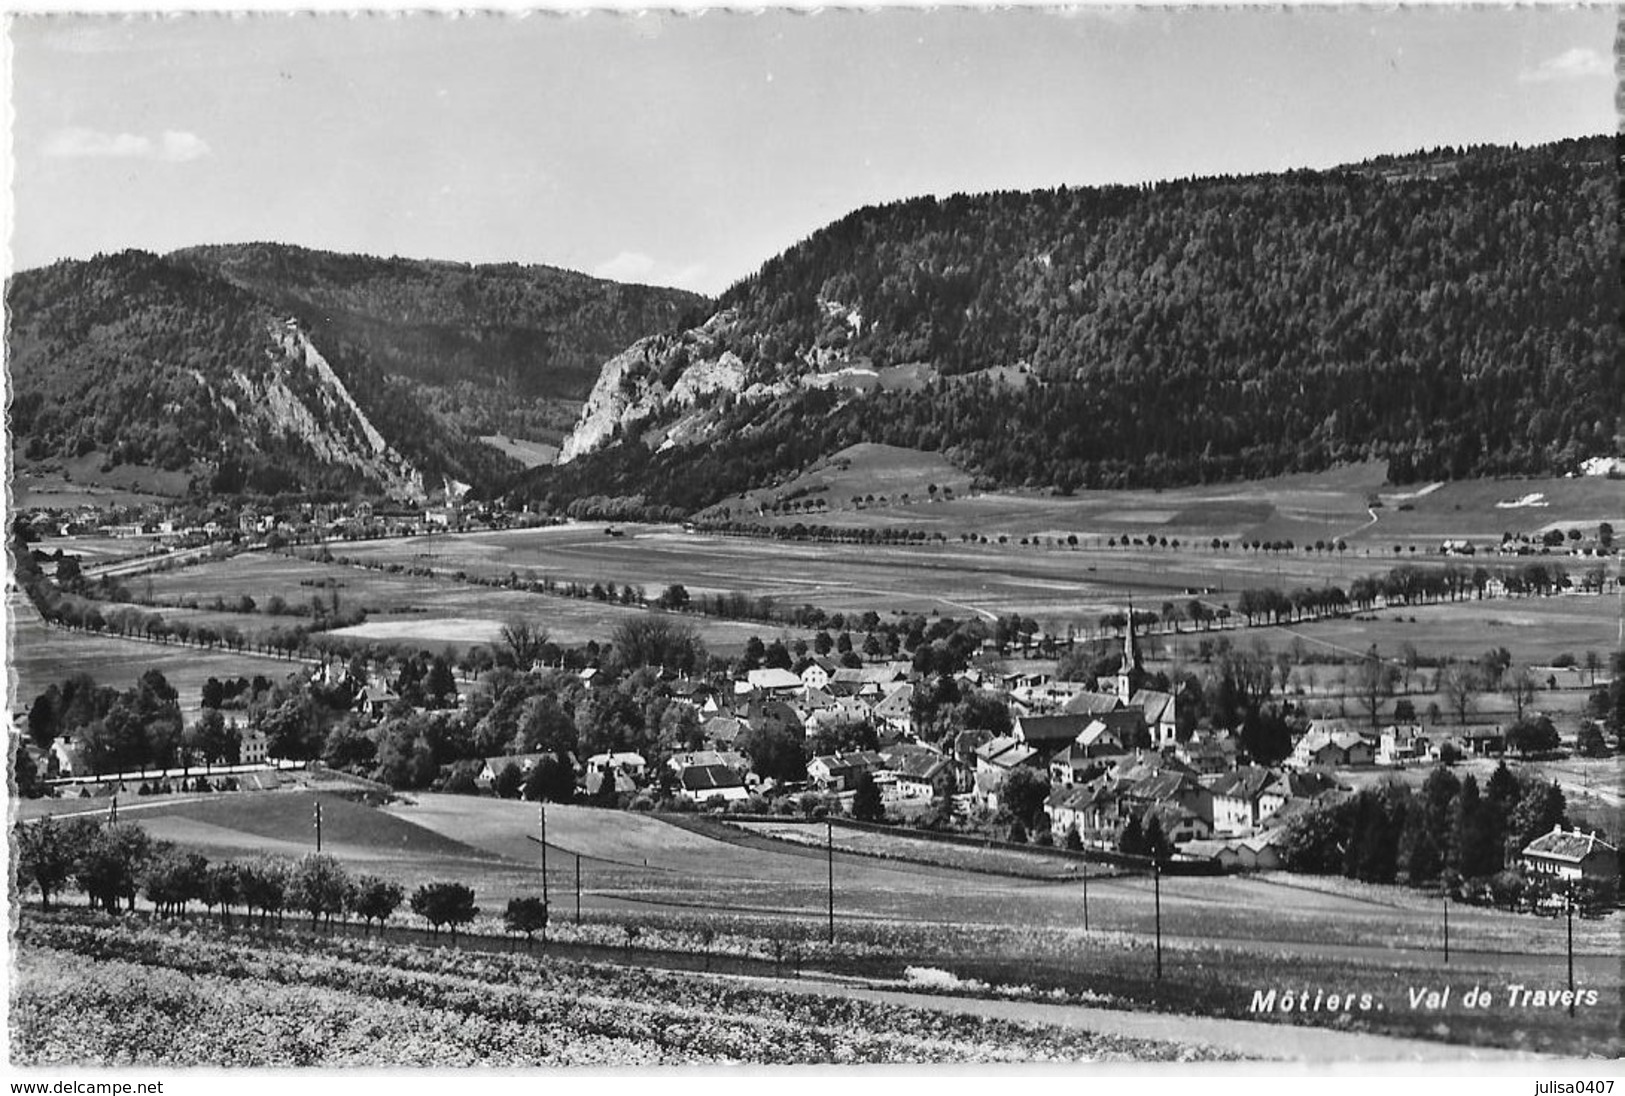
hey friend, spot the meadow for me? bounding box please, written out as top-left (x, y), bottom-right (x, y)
top-left (704, 446), bottom-right (1623, 548)
top-left (8, 594), bottom-right (311, 716)
top-left (14, 790), bottom-right (1622, 1057)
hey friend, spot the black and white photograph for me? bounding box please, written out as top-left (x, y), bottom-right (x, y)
top-left (4, 1), bottom-right (1622, 1079)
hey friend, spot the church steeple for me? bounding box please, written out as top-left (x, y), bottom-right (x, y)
top-left (1117, 601), bottom-right (1142, 703)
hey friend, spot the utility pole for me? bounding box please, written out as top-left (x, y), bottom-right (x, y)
top-left (1566, 883), bottom-right (1576, 1017)
top-left (1153, 856), bottom-right (1163, 981)
top-left (539, 801), bottom-right (549, 906)
top-left (1442, 890), bottom-right (1449, 964)
top-left (1081, 855), bottom-right (1090, 933)
top-left (575, 852), bottom-right (582, 924)
top-left (826, 818), bottom-right (835, 944)
top-left (314, 799), bottom-right (323, 853)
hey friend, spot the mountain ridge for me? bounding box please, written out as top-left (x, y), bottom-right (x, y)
top-left (525, 134), bottom-right (1621, 516)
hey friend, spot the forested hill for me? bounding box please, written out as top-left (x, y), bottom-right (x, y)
top-left (7, 247), bottom-right (706, 499)
top-left (172, 244), bottom-right (706, 402)
top-left (522, 135), bottom-right (1621, 516)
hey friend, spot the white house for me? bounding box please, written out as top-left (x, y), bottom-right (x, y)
top-left (1378, 724), bottom-right (1430, 766)
top-left (1519, 825), bottom-right (1620, 886)
top-left (1208, 766), bottom-right (1275, 836)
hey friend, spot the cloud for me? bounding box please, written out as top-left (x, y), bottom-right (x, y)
top-left (43, 127), bottom-right (211, 162)
top-left (1519, 47), bottom-right (1610, 84)
top-left (594, 250), bottom-right (708, 291)
top-left (595, 250), bottom-right (656, 281)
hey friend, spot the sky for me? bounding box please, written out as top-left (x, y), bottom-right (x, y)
top-left (4, 6), bottom-right (1617, 296)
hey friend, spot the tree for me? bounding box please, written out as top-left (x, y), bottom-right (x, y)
top-left (1117, 813), bottom-right (1146, 856)
top-left (349, 875), bottom-right (405, 937)
top-left (203, 862), bottom-right (240, 927)
top-left (609, 617), bottom-right (706, 675)
top-left (411, 881), bottom-right (479, 942)
top-left (741, 724), bottom-right (806, 783)
top-left (1449, 775), bottom-right (1500, 879)
top-left (238, 856), bottom-right (290, 929)
top-left (1508, 780), bottom-right (1567, 852)
top-left (523, 753), bottom-right (577, 803)
top-left (1575, 723), bottom-right (1608, 757)
top-left (1142, 813), bottom-right (1172, 863)
top-left (75, 823), bottom-right (154, 914)
top-left (141, 846), bottom-right (209, 917)
top-left (1352, 647), bottom-right (1398, 728)
top-left (999, 766), bottom-right (1051, 828)
top-left (15, 816), bottom-right (92, 910)
top-left (289, 853), bottom-right (353, 929)
top-left (851, 771), bottom-right (886, 822)
top-left (1506, 715), bottom-right (1560, 757)
top-left (1504, 666), bottom-right (1539, 724)
top-left (1439, 663), bottom-right (1480, 726)
top-left (425, 656), bottom-right (459, 708)
top-left (498, 618), bottom-right (551, 670)
top-left (504, 896), bottom-right (549, 949)
top-left (493, 760), bottom-right (525, 799)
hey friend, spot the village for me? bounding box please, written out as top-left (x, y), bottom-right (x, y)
top-left (24, 597), bottom-right (1620, 904)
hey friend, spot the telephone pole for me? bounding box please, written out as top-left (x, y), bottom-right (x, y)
top-left (575, 852), bottom-right (582, 924)
top-left (1153, 857), bottom-right (1163, 981)
top-left (539, 801), bottom-right (549, 906)
top-left (314, 799), bottom-right (323, 853)
top-left (826, 818), bottom-right (835, 944)
top-left (1442, 890), bottom-right (1449, 964)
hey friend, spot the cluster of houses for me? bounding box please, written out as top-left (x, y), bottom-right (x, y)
top-left (20, 493), bottom-right (532, 557)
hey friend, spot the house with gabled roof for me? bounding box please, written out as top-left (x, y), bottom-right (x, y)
top-left (1519, 825), bottom-right (1619, 885)
top-left (880, 742), bottom-right (962, 799)
top-left (1209, 765), bottom-right (1277, 836)
top-left (1044, 782), bottom-right (1122, 845)
top-left (871, 683), bottom-right (916, 737)
top-left (477, 752), bottom-right (554, 789)
top-left (974, 735), bottom-right (1041, 774)
top-left (800, 657), bottom-right (838, 692)
top-left (1062, 690), bottom-right (1125, 718)
top-left (1129, 688), bottom-right (1178, 746)
top-left (702, 715), bottom-right (748, 752)
top-left (678, 764), bottom-right (750, 803)
top-left (807, 750), bottom-right (884, 792)
top-left (1172, 728), bottom-right (1236, 774)
top-left (1012, 713), bottom-right (1092, 760)
top-left (746, 667), bottom-right (804, 695)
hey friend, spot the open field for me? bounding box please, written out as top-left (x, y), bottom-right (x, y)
top-left (315, 522), bottom-right (1620, 664)
top-left (7, 594), bottom-right (312, 714)
top-left (85, 790), bottom-right (1619, 962)
top-left (706, 448), bottom-right (1623, 548)
top-left (478, 433), bottom-right (560, 468)
top-left (132, 549), bottom-right (771, 655)
top-left (16, 789), bottom-right (1621, 1056)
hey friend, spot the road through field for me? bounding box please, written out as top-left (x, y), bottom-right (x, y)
top-left (712, 973), bottom-right (1548, 1062)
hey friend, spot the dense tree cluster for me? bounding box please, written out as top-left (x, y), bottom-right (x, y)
top-left (521, 137), bottom-right (1619, 511)
top-left (1276, 762), bottom-right (1615, 908)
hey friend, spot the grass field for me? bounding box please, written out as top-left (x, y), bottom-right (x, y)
top-left (17, 789), bottom-right (1621, 1056)
top-left (132, 549), bottom-right (771, 654)
top-left (7, 594), bottom-right (311, 715)
top-left (705, 447), bottom-right (1623, 548)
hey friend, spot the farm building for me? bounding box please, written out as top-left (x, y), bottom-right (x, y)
top-left (678, 763), bottom-right (750, 804)
top-left (1518, 825), bottom-right (1620, 885)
